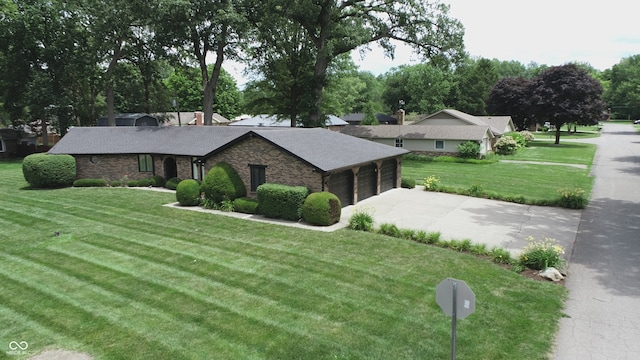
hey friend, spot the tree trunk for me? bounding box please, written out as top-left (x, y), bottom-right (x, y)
top-left (105, 41), bottom-right (123, 126)
top-left (555, 127), bottom-right (561, 144)
top-left (309, 56), bottom-right (329, 127)
top-left (197, 23), bottom-right (226, 126)
top-left (106, 84), bottom-right (115, 126)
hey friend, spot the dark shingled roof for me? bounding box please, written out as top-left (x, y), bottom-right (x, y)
top-left (340, 125), bottom-right (494, 141)
top-left (49, 126), bottom-right (407, 172)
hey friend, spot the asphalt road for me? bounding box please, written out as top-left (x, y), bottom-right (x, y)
top-left (553, 123), bottom-right (640, 359)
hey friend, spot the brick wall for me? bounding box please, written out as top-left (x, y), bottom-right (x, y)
top-left (75, 155), bottom-right (149, 180)
top-left (204, 136), bottom-right (323, 196)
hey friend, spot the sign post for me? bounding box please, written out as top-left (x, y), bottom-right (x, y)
top-left (436, 278), bottom-right (476, 360)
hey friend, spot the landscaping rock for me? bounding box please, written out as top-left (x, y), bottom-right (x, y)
top-left (539, 267), bottom-right (565, 282)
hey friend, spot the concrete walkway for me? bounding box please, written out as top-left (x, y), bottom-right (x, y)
top-left (553, 123), bottom-right (640, 360)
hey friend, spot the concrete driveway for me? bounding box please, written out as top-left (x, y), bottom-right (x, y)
top-left (339, 187), bottom-right (582, 257)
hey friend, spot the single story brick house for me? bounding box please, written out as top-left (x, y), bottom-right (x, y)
top-left (48, 126), bottom-right (408, 206)
top-left (341, 124), bottom-right (494, 157)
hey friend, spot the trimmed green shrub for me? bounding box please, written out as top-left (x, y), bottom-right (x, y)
top-left (22, 153), bottom-right (76, 188)
top-left (165, 177), bottom-right (181, 190)
top-left (232, 197), bottom-right (260, 214)
top-left (127, 180), bottom-right (139, 187)
top-left (201, 162), bottom-right (246, 204)
top-left (301, 192), bottom-right (342, 226)
top-left (176, 179), bottom-right (201, 206)
top-left (401, 177), bottom-right (415, 188)
top-left (73, 178), bottom-right (108, 187)
top-left (457, 141), bottom-right (481, 159)
top-left (110, 180), bottom-right (122, 187)
top-left (152, 175), bottom-right (165, 187)
top-left (135, 178), bottom-right (156, 187)
top-left (256, 183), bottom-right (309, 220)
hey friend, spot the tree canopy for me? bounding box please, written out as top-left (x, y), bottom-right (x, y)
top-left (530, 64), bottom-right (605, 144)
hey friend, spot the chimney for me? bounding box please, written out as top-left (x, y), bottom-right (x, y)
top-left (397, 109), bottom-right (405, 125)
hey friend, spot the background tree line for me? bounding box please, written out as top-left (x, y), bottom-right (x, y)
top-left (0, 0), bottom-right (638, 135)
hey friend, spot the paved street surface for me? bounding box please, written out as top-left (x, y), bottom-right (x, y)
top-left (553, 123), bottom-right (640, 359)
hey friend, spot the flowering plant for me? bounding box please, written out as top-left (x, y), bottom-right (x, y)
top-left (518, 236), bottom-right (565, 270)
top-left (423, 175), bottom-right (440, 191)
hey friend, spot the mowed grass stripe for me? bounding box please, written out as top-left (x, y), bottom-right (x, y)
top-left (0, 252), bottom-right (268, 359)
top-left (14, 189), bottom-right (434, 295)
top-left (0, 270), bottom-right (186, 359)
top-left (43, 240), bottom-right (390, 353)
top-left (77, 232), bottom-right (429, 330)
top-left (0, 303), bottom-right (87, 353)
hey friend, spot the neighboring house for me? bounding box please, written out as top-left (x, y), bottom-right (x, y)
top-left (97, 113), bottom-right (159, 127)
top-left (411, 109), bottom-right (515, 137)
top-left (48, 126), bottom-right (407, 206)
top-left (341, 124), bottom-right (494, 157)
top-left (155, 112), bottom-right (230, 126)
top-left (229, 114), bottom-right (348, 131)
top-left (340, 113), bottom-right (398, 125)
top-left (0, 128), bottom-right (19, 158)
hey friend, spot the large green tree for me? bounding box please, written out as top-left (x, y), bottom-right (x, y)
top-left (164, 65), bottom-right (241, 119)
top-left (156, 0), bottom-right (249, 125)
top-left (449, 57), bottom-right (499, 115)
top-left (248, 0), bottom-right (464, 127)
top-left (382, 63), bottom-right (454, 114)
top-left (605, 54), bottom-right (640, 119)
top-left (531, 64), bottom-right (605, 144)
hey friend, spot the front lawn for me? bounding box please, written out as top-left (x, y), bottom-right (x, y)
top-left (403, 140), bottom-right (595, 205)
top-left (0, 161), bottom-right (566, 359)
top-left (495, 140), bottom-right (596, 165)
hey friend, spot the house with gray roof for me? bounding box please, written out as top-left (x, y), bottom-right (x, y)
top-left (411, 109), bottom-right (515, 136)
top-left (341, 124), bottom-right (494, 157)
top-left (48, 126), bottom-right (407, 206)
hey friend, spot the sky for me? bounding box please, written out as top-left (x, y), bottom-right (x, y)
top-left (227, 0), bottom-right (640, 86)
top-left (353, 0), bottom-right (640, 75)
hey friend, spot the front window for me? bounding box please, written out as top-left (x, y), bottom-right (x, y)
top-left (435, 140), bottom-right (445, 150)
top-left (250, 165), bottom-right (266, 191)
top-left (395, 138), bottom-right (404, 148)
top-left (138, 154), bottom-right (153, 172)
top-left (0, 140), bottom-right (5, 152)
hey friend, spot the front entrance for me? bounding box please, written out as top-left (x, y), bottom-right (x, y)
top-left (164, 157), bottom-right (177, 179)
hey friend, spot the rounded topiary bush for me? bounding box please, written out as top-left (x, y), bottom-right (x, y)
top-left (152, 175), bottom-right (165, 187)
top-left (176, 179), bottom-right (201, 206)
top-left (22, 153), bottom-right (76, 188)
top-left (201, 162), bottom-right (246, 204)
top-left (165, 177), bottom-right (181, 190)
top-left (301, 192), bottom-right (342, 226)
